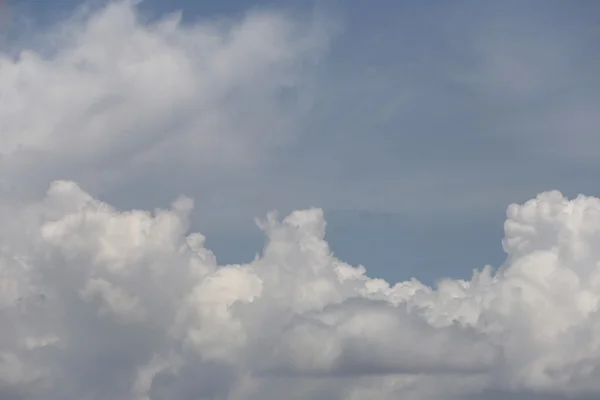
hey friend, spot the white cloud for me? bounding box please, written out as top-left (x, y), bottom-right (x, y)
top-left (0, 0), bottom-right (331, 202)
top-left (1, 179), bottom-right (600, 399)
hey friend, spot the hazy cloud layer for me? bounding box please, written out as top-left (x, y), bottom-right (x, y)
top-left (0, 0), bottom-right (331, 203)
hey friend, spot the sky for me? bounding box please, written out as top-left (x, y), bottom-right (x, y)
top-left (1, 0), bottom-right (599, 285)
top-left (1, 0), bottom-right (600, 399)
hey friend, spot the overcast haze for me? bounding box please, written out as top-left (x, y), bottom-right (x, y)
top-left (0, 0), bottom-right (600, 399)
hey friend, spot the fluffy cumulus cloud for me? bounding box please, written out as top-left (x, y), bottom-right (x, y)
top-left (3, 1), bottom-right (600, 399)
top-left (4, 180), bottom-right (600, 399)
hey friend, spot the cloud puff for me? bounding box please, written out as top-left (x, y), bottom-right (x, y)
top-left (1, 180), bottom-right (600, 399)
top-left (0, 0), bottom-right (331, 203)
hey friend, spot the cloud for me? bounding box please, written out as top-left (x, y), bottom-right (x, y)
top-left (2, 180), bottom-right (600, 399)
top-left (0, 0), bottom-right (332, 204)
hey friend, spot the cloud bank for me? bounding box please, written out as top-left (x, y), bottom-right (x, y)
top-left (3, 180), bottom-right (600, 399)
top-left (1, 1), bottom-right (600, 399)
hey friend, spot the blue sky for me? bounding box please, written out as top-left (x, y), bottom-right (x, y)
top-left (4, 0), bottom-right (600, 285)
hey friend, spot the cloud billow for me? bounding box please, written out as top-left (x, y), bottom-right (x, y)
top-left (1, 180), bottom-right (600, 399)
